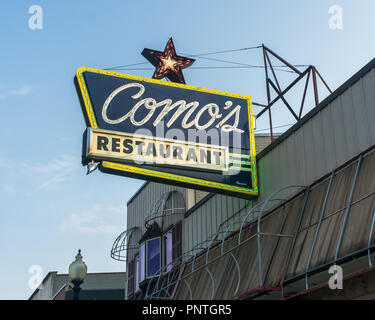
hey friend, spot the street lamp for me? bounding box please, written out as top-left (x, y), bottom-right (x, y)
top-left (68, 249), bottom-right (87, 300)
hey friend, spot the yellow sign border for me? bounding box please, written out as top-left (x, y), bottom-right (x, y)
top-left (76, 66), bottom-right (258, 196)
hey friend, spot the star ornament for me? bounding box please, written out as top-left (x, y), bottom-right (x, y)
top-left (142, 38), bottom-right (195, 84)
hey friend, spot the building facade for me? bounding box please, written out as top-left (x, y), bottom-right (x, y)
top-left (112, 58), bottom-right (375, 300)
top-left (29, 272), bottom-right (126, 300)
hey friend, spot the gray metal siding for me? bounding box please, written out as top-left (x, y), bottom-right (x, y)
top-left (364, 70), bottom-right (375, 143)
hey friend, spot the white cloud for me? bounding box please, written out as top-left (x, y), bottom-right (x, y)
top-left (10, 85), bottom-right (32, 96)
top-left (38, 176), bottom-right (67, 190)
top-left (0, 85), bottom-right (32, 99)
top-left (0, 154), bottom-right (14, 169)
top-left (1, 184), bottom-right (15, 193)
top-left (60, 204), bottom-right (126, 235)
top-left (0, 154), bottom-right (80, 191)
top-left (23, 154), bottom-right (79, 190)
top-left (30, 154), bottom-right (77, 174)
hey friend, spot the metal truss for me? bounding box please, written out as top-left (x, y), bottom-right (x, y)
top-left (254, 44), bottom-right (332, 141)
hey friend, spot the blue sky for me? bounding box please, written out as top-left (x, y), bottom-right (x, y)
top-left (0, 1), bottom-right (374, 299)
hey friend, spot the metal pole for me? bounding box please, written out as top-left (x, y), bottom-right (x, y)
top-left (283, 188), bottom-right (310, 286)
top-left (257, 185), bottom-right (305, 287)
top-left (314, 68), bottom-right (333, 94)
top-left (281, 188), bottom-right (310, 299)
top-left (263, 45), bottom-right (302, 75)
top-left (368, 211), bottom-right (375, 267)
top-left (334, 156), bottom-right (363, 263)
top-left (298, 68), bottom-right (311, 119)
top-left (71, 280), bottom-right (83, 300)
top-left (256, 67), bottom-right (311, 119)
top-left (312, 67), bottom-right (319, 107)
top-left (268, 79), bottom-right (299, 120)
top-left (262, 44), bottom-right (274, 141)
top-left (265, 50), bottom-right (282, 92)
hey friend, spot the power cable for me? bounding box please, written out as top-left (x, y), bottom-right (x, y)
top-left (106, 66), bottom-right (296, 73)
top-left (187, 45), bottom-right (262, 56)
top-left (254, 123), bottom-right (294, 132)
top-left (104, 62), bottom-right (148, 71)
top-left (102, 45), bottom-right (308, 74)
top-left (103, 45), bottom-right (262, 70)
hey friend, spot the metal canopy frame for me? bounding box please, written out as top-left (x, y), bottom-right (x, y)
top-left (144, 146), bottom-right (375, 300)
top-left (282, 148), bottom-right (375, 298)
top-left (144, 191), bottom-right (186, 229)
top-left (110, 227), bottom-right (141, 262)
top-left (143, 185), bottom-right (305, 300)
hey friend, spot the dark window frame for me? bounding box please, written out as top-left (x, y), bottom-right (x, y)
top-left (146, 237), bottom-right (162, 279)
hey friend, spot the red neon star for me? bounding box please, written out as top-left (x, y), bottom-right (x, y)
top-left (142, 38), bottom-right (195, 84)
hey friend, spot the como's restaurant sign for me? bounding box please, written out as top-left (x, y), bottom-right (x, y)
top-left (75, 67), bottom-right (258, 197)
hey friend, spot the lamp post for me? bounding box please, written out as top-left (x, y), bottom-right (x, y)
top-left (68, 249), bottom-right (87, 300)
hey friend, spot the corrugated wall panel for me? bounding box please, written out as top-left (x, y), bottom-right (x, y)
top-left (227, 195), bottom-right (234, 223)
top-left (362, 70), bottom-right (375, 143)
top-left (311, 111), bottom-right (326, 182)
top-left (311, 117), bottom-right (323, 183)
top-left (279, 131), bottom-right (291, 187)
top-left (232, 196), bottom-right (239, 218)
top-left (188, 209), bottom-right (193, 255)
top-left (332, 96), bottom-right (349, 164)
top-left (209, 198), bottom-right (215, 243)
top-left (272, 146), bottom-right (283, 193)
top-left (320, 104), bottom-right (337, 173)
top-left (212, 196), bottom-right (218, 236)
top-left (340, 90), bottom-right (357, 160)
top-left (351, 78), bottom-right (371, 153)
top-left (205, 197), bottom-right (212, 243)
top-left (199, 202), bottom-right (205, 248)
top-left (284, 133), bottom-right (297, 184)
top-left (191, 205), bottom-right (197, 252)
top-left (263, 148), bottom-right (276, 202)
top-left (292, 128), bottom-right (307, 184)
top-left (302, 119), bottom-right (316, 184)
top-left (220, 195), bottom-right (227, 225)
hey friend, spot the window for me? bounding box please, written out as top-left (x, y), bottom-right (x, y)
top-left (140, 243), bottom-right (146, 282)
top-left (137, 220), bottom-right (182, 286)
top-left (135, 255), bottom-right (140, 292)
top-left (146, 238), bottom-right (161, 278)
top-left (164, 232), bottom-right (173, 272)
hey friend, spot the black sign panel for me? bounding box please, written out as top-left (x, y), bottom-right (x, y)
top-left (75, 67), bottom-right (258, 198)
